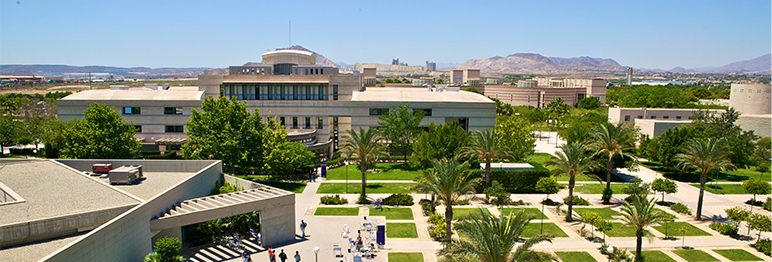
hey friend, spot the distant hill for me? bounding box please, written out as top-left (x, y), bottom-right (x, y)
top-left (0, 64), bottom-right (215, 77)
top-left (456, 53), bottom-right (626, 74)
top-left (643, 54), bottom-right (771, 74)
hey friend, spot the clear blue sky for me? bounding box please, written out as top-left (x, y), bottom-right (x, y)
top-left (1, 0), bottom-right (770, 70)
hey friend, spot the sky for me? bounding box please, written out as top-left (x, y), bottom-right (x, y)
top-left (1, 0), bottom-right (770, 70)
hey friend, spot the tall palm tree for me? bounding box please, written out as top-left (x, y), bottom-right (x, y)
top-left (547, 142), bottom-right (595, 222)
top-left (341, 127), bottom-right (387, 202)
top-left (415, 157), bottom-right (480, 242)
top-left (620, 195), bottom-right (669, 262)
top-left (459, 130), bottom-right (513, 188)
top-left (587, 122), bottom-right (638, 192)
top-left (440, 209), bottom-right (556, 262)
top-left (674, 138), bottom-right (734, 220)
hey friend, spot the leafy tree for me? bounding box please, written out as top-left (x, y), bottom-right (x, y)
top-left (651, 178), bottom-right (677, 203)
top-left (60, 103), bottom-right (140, 159)
top-left (459, 130), bottom-right (514, 188)
top-left (675, 138), bottom-right (735, 220)
top-left (743, 179), bottom-right (771, 207)
top-left (41, 118), bottom-right (69, 158)
top-left (558, 112), bottom-right (608, 144)
top-left (483, 180), bottom-right (510, 206)
top-left (588, 122), bottom-right (638, 199)
top-left (594, 219), bottom-right (613, 242)
top-left (545, 97), bottom-right (570, 129)
top-left (377, 104), bottom-right (425, 165)
top-left (415, 157), bottom-right (480, 242)
top-left (620, 195), bottom-right (670, 262)
top-left (622, 178), bottom-right (651, 199)
top-left (652, 125), bottom-right (702, 168)
top-left (752, 137), bottom-right (771, 172)
top-left (440, 209), bottom-right (555, 262)
top-left (547, 142), bottom-right (595, 222)
top-left (341, 127), bottom-right (387, 203)
top-left (145, 236), bottom-right (183, 262)
top-left (496, 116), bottom-right (535, 161)
top-left (464, 86), bottom-right (483, 95)
top-left (402, 78), bottom-right (410, 83)
top-left (691, 108), bottom-right (757, 168)
top-left (490, 97), bottom-right (515, 116)
top-left (724, 206), bottom-right (750, 231)
top-left (0, 116), bottom-right (16, 156)
top-left (747, 213), bottom-right (771, 240)
top-left (582, 212), bottom-right (602, 238)
top-left (535, 177), bottom-right (560, 201)
top-left (435, 79), bottom-right (444, 84)
top-left (576, 96), bottom-right (602, 109)
top-left (411, 122), bottom-right (470, 168)
top-left (263, 141), bottom-right (315, 176)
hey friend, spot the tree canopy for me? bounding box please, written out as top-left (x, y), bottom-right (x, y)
top-left (411, 122), bottom-right (470, 168)
top-left (495, 116), bottom-right (535, 161)
top-left (60, 103), bottom-right (140, 159)
top-left (377, 104), bottom-right (424, 164)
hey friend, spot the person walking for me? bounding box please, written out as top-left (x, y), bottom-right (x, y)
top-left (241, 249), bottom-right (249, 262)
top-left (300, 220), bottom-right (307, 237)
top-left (279, 249), bottom-right (288, 262)
top-left (294, 251), bottom-right (301, 262)
top-left (268, 245), bottom-right (274, 262)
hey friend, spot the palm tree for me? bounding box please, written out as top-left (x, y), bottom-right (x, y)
top-left (459, 130), bottom-right (513, 188)
top-left (587, 122), bottom-right (638, 193)
top-left (674, 138), bottom-right (734, 220)
top-left (547, 142), bottom-right (595, 222)
top-left (415, 157), bottom-right (480, 242)
top-left (341, 127), bottom-right (387, 202)
top-left (620, 195), bottom-right (670, 261)
top-left (440, 209), bottom-right (556, 262)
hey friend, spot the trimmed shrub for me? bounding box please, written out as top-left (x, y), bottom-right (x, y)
top-left (382, 193), bottom-right (414, 206)
top-left (427, 213), bottom-right (446, 240)
top-left (452, 199), bottom-right (470, 205)
top-left (541, 198), bottom-right (556, 205)
top-left (320, 195), bottom-right (348, 205)
top-left (470, 162), bottom-right (550, 193)
top-left (671, 202), bottom-right (692, 215)
top-left (510, 199), bottom-right (527, 206)
top-left (710, 222), bottom-right (738, 236)
top-left (484, 180), bottom-right (511, 206)
top-left (419, 199), bottom-right (434, 215)
top-left (755, 239), bottom-right (771, 256)
top-left (601, 188), bottom-right (613, 204)
top-left (357, 194), bottom-right (370, 204)
top-left (764, 197), bottom-right (771, 211)
top-left (563, 196), bottom-right (590, 206)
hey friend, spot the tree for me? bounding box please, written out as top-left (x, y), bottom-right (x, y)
top-left (558, 112), bottom-right (608, 144)
top-left (724, 206), bottom-right (750, 231)
top-left (651, 178), bottom-right (677, 203)
top-left (742, 179), bottom-right (771, 207)
top-left (415, 157), bottom-right (480, 242)
top-left (594, 219), bottom-right (613, 242)
top-left (40, 118), bottom-right (69, 158)
top-left (60, 103), bottom-right (140, 159)
top-left (576, 97), bottom-right (602, 109)
top-left (496, 116), bottom-right (535, 161)
top-left (341, 127), bottom-right (387, 203)
top-left (464, 86), bottom-right (483, 95)
top-left (535, 177), bottom-right (560, 201)
top-left (411, 122), bottom-right (469, 168)
top-left (545, 97), bottom-right (570, 128)
top-left (263, 141), bottom-right (315, 176)
top-left (377, 104), bottom-right (425, 165)
top-left (747, 213), bottom-right (771, 240)
top-left (440, 209), bottom-right (555, 262)
top-left (459, 130), bottom-right (514, 188)
top-left (620, 195), bottom-right (669, 261)
top-left (675, 138), bottom-right (735, 220)
top-left (752, 137), bottom-right (771, 172)
top-left (0, 115), bottom-right (16, 156)
top-left (145, 236), bottom-right (183, 262)
top-left (547, 142), bottom-right (595, 222)
top-left (582, 212), bottom-right (602, 239)
top-left (588, 122), bottom-right (638, 200)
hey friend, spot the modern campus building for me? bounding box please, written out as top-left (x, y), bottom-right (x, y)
top-left (465, 77), bottom-right (607, 108)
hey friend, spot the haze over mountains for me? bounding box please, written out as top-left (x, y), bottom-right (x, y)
top-left (455, 53), bottom-right (627, 74)
top-left (646, 54), bottom-right (771, 74)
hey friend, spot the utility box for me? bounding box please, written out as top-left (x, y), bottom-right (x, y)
top-left (92, 164), bottom-right (113, 174)
top-left (108, 165), bottom-right (143, 185)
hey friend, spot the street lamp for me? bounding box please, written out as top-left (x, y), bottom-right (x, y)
top-left (540, 195), bottom-right (547, 234)
top-left (313, 246), bottom-right (320, 262)
top-left (606, 246), bottom-right (614, 262)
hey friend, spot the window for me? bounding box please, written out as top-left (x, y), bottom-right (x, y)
top-left (123, 107), bottom-right (141, 115)
top-left (333, 117), bottom-right (339, 151)
top-left (415, 109), bottom-right (432, 116)
top-left (164, 107), bottom-right (183, 115)
top-left (268, 85), bottom-right (273, 100)
top-left (305, 86), bottom-right (311, 100)
top-left (321, 69), bottom-right (324, 75)
top-left (293, 85), bottom-right (299, 100)
top-left (676, 116), bottom-right (682, 120)
top-left (133, 125), bottom-right (142, 133)
top-left (280, 117), bottom-right (285, 127)
top-left (369, 108), bottom-right (389, 115)
top-left (624, 115), bottom-right (630, 121)
top-left (280, 86), bottom-right (286, 100)
top-left (305, 69), bottom-right (309, 75)
top-left (165, 125), bottom-right (184, 133)
top-left (333, 85), bottom-right (338, 100)
top-left (317, 117), bottom-right (323, 129)
top-left (292, 117), bottom-right (298, 129)
top-left (305, 117), bottom-right (311, 129)
top-left (318, 85), bottom-right (325, 100)
top-left (637, 115), bottom-right (643, 119)
top-left (650, 116), bottom-right (656, 119)
top-left (663, 116), bottom-right (669, 119)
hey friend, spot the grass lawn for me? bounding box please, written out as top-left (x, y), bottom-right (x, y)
top-left (689, 183), bottom-right (771, 195)
top-left (325, 163), bottom-right (422, 181)
top-left (605, 222), bottom-right (640, 237)
top-left (574, 208), bottom-right (621, 220)
top-left (655, 208), bottom-right (678, 220)
top-left (448, 208), bottom-right (491, 221)
top-left (573, 183), bottom-right (639, 194)
top-left (369, 207), bottom-right (413, 220)
top-left (257, 181), bottom-right (307, 193)
top-left (526, 153), bottom-right (623, 182)
top-left (521, 223), bottom-right (569, 238)
top-left (554, 251), bottom-right (597, 262)
top-left (643, 161), bottom-right (771, 183)
top-left (712, 249), bottom-right (764, 261)
top-left (314, 207), bottom-right (359, 216)
top-left (386, 223), bottom-right (418, 238)
top-left (640, 251), bottom-right (676, 262)
top-left (653, 222), bottom-right (711, 237)
top-left (316, 183), bottom-right (416, 194)
top-left (672, 249), bottom-right (719, 262)
top-left (388, 252), bottom-right (424, 262)
top-left (499, 208), bottom-right (546, 219)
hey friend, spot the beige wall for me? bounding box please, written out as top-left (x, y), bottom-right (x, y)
top-left (729, 83), bottom-right (771, 115)
top-left (476, 85), bottom-right (587, 107)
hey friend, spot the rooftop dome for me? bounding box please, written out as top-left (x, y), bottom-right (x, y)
top-left (262, 49), bottom-right (316, 65)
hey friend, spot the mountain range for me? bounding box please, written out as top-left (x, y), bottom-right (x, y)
top-left (455, 53), bottom-right (627, 74)
top-left (645, 54), bottom-right (771, 74)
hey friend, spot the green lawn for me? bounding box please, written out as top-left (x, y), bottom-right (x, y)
top-left (499, 208), bottom-right (546, 219)
top-left (574, 208), bottom-right (621, 219)
top-left (672, 249), bottom-right (719, 262)
top-left (643, 161), bottom-right (771, 182)
top-left (554, 251), bottom-right (597, 262)
top-left (526, 153), bottom-right (623, 182)
top-left (712, 249), bottom-right (764, 261)
top-left (257, 181), bottom-right (307, 193)
top-left (689, 183), bottom-right (771, 195)
top-left (640, 251), bottom-right (676, 262)
top-left (604, 222), bottom-right (640, 237)
top-left (325, 163), bottom-right (422, 180)
top-left (386, 223), bottom-right (418, 238)
top-left (521, 223), bottom-right (568, 238)
top-left (316, 183), bottom-right (416, 194)
top-left (655, 208), bottom-right (678, 220)
top-left (653, 222), bottom-right (711, 237)
top-left (448, 208), bottom-right (491, 221)
top-left (388, 252), bottom-right (424, 262)
top-left (369, 207), bottom-right (414, 220)
top-left (314, 207), bottom-right (359, 216)
top-left (573, 183), bottom-right (640, 194)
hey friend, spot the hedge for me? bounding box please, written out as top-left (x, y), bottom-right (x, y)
top-left (470, 162), bottom-right (550, 193)
top-left (325, 156), bottom-right (409, 169)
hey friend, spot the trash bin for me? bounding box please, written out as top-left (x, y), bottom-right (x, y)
top-left (321, 164), bottom-right (327, 178)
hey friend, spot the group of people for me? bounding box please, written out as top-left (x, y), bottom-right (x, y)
top-left (242, 246), bottom-right (301, 262)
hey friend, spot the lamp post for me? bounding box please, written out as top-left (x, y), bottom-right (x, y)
top-left (606, 246), bottom-right (614, 262)
top-left (313, 246), bottom-right (320, 262)
top-left (540, 195), bottom-right (547, 234)
top-left (345, 158), bottom-right (349, 194)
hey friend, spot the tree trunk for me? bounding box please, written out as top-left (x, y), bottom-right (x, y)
top-left (696, 170), bottom-right (707, 220)
top-left (605, 157), bottom-right (613, 191)
top-left (361, 159), bottom-right (368, 198)
top-left (567, 176), bottom-right (575, 222)
top-left (485, 161), bottom-right (491, 188)
top-left (635, 229), bottom-right (643, 261)
top-left (445, 204), bottom-right (453, 242)
top-left (431, 194), bottom-right (436, 213)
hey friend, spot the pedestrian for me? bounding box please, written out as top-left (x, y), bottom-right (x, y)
top-left (242, 249), bottom-right (249, 262)
top-left (294, 251), bottom-right (301, 262)
top-left (270, 249), bottom-right (277, 262)
top-left (300, 220), bottom-right (307, 237)
top-left (268, 245), bottom-right (274, 262)
top-left (279, 249), bottom-right (288, 262)
top-left (246, 251), bottom-right (252, 262)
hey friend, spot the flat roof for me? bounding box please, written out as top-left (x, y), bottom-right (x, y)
top-left (0, 160), bottom-right (140, 226)
top-left (92, 172), bottom-right (196, 201)
top-left (61, 89), bottom-right (205, 101)
top-left (351, 87), bottom-right (495, 103)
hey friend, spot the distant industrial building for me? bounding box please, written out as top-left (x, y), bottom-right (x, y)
top-left (468, 77), bottom-right (607, 108)
top-left (450, 69), bottom-right (481, 86)
top-left (426, 61), bottom-right (437, 72)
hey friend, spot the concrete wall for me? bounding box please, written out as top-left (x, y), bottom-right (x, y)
top-left (635, 119), bottom-right (691, 138)
top-left (737, 114), bottom-right (772, 138)
top-left (729, 83), bottom-right (771, 115)
top-left (55, 159), bottom-right (218, 173)
top-left (40, 160), bottom-right (222, 262)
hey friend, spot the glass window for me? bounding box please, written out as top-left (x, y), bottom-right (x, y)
top-left (663, 116), bottom-right (669, 119)
top-left (305, 86), bottom-right (311, 100)
top-left (292, 117), bottom-right (298, 129)
top-left (164, 107), bottom-right (183, 115)
top-left (676, 116), bottom-right (682, 120)
top-left (293, 85), bottom-right (299, 100)
top-left (305, 117), bottom-right (311, 129)
top-left (650, 116), bottom-right (656, 119)
top-left (333, 85), bottom-right (338, 100)
top-left (123, 107), bottom-right (141, 115)
top-left (165, 125), bottom-right (184, 133)
top-left (280, 117), bottom-right (285, 127)
top-left (624, 115), bottom-right (630, 121)
top-left (318, 85), bottom-right (324, 100)
top-left (133, 125), bottom-right (142, 133)
top-left (317, 117), bottom-right (323, 129)
top-left (268, 85), bottom-right (273, 100)
top-left (637, 115), bottom-right (643, 119)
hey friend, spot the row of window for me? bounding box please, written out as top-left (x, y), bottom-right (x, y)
top-left (132, 125), bottom-right (184, 133)
top-left (737, 88), bottom-right (769, 93)
top-left (278, 116), bottom-right (325, 129)
top-left (369, 108), bottom-right (432, 116)
top-left (123, 107), bottom-right (183, 115)
top-left (222, 84), bottom-right (338, 101)
top-left (624, 115), bottom-right (683, 121)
